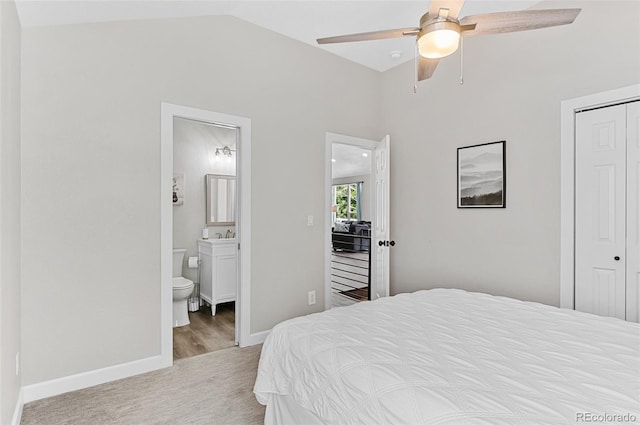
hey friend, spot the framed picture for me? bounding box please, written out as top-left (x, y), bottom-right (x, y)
top-left (173, 173), bottom-right (185, 205)
top-left (457, 141), bottom-right (506, 208)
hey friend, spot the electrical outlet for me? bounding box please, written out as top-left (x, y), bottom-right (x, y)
top-left (15, 352), bottom-right (19, 376)
top-left (308, 291), bottom-right (316, 305)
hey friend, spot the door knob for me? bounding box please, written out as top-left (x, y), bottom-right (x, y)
top-left (614, 256), bottom-right (620, 261)
top-left (378, 240), bottom-right (395, 247)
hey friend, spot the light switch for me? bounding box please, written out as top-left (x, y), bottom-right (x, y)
top-left (307, 215), bottom-right (314, 226)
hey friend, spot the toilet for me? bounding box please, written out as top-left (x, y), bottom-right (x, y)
top-left (172, 249), bottom-right (195, 328)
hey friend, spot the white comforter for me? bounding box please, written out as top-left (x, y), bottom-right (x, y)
top-left (254, 289), bottom-right (640, 425)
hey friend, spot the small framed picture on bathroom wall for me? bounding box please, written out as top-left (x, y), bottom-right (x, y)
top-left (173, 173), bottom-right (185, 205)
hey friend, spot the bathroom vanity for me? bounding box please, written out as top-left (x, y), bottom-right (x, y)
top-left (197, 238), bottom-right (237, 315)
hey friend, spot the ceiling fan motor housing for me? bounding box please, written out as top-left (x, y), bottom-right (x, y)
top-left (418, 13), bottom-right (462, 59)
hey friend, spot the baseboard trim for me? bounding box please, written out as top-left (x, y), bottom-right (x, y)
top-left (11, 388), bottom-right (23, 425)
top-left (241, 330), bottom-right (269, 347)
top-left (22, 354), bottom-right (167, 403)
top-left (21, 331), bottom-right (268, 404)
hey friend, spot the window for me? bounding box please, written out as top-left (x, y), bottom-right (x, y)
top-left (332, 182), bottom-right (362, 222)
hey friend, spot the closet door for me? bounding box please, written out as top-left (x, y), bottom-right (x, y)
top-left (575, 104), bottom-right (627, 320)
top-left (627, 102), bottom-right (640, 323)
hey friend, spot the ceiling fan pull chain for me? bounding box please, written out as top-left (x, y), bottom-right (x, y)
top-left (413, 41), bottom-right (418, 93)
top-left (459, 36), bottom-right (464, 85)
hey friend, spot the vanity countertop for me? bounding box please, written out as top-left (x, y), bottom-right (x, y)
top-left (198, 238), bottom-right (236, 244)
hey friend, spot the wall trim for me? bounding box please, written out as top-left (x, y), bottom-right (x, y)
top-left (11, 389), bottom-right (23, 425)
top-left (559, 84), bottom-right (640, 310)
top-left (245, 330), bottom-right (270, 346)
top-left (22, 355), bottom-right (165, 403)
top-left (20, 331), bottom-right (268, 407)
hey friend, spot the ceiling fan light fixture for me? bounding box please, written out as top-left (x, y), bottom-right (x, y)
top-left (418, 19), bottom-right (461, 59)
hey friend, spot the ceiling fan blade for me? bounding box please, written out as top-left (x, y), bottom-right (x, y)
top-left (460, 8), bottom-right (581, 37)
top-left (317, 27), bottom-right (419, 45)
top-left (418, 57), bottom-right (440, 81)
top-left (429, 0), bottom-right (465, 19)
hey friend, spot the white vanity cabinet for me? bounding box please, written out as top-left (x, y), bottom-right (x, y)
top-left (197, 239), bottom-right (237, 315)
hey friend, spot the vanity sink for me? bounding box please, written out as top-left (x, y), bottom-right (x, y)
top-left (197, 238), bottom-right (237, 316)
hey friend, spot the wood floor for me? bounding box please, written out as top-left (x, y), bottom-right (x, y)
top-left (173, 302), bottom-right (235, 360)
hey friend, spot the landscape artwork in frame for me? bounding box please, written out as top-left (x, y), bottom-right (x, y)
top-left (457, 141), bottom-right (506, 208)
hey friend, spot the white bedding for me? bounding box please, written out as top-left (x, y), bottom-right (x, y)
top-left (254, 289), bottom-right (640, 425)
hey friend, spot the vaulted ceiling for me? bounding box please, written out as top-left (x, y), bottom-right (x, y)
top-left (15, 0), bottom-right (539, 72)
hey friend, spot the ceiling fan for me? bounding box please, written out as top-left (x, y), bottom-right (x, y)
top-left (317, 0), bottom-right (581, 82)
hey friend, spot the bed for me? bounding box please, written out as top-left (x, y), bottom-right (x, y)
top-left (253, 288), bottom-right (640, 425)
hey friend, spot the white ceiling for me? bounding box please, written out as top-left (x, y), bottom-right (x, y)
top-left (332, 143), bottom-right (371, 179)
top-left (15, 0), bottom-right (540, 72)
top-left (174, 117), bottom-right (236, 150)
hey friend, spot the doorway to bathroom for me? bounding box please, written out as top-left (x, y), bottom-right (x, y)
top-left (160, 103), bottom-right (252, 366)
top-left (172, 117), bottom-right (238, 360)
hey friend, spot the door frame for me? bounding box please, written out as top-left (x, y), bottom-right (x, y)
top-left (160, 103), bottom-right (252, 367)
top-left (324, 132), bottom-right (387, 310)
top-left (559, 84), bottom-right (640, 310)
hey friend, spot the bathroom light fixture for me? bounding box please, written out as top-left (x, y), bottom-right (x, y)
top-left (215, 145), bottom-right (236, 159)
top-left (417, 16), bottom-right (461, 59)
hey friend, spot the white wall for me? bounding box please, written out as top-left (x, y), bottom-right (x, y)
top-left (173, 117), bottom-right (236, 283)
top-left (21, 15), bottom-right (381, 385)
top-left (332, 174), bottom-right (371, 222)
top-left (381, 0), bottom-right (640, 306)
top-left (0, 0), bottom-right (22, 422)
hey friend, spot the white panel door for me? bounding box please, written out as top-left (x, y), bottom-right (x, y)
top-left (371, 135), bottom-right (390, 299)
top-left (626, 101), bottom-right (640, 322)
top-left (575, 104), bottom-right (626, 319)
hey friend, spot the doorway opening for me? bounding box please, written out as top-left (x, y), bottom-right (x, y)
top-left (330, 144), bottom-right (373, 307)
top-left (172, 117), bottom-right (238, 359)
top-left (160, 103), bottom-right (252, 367)
top-left (324, 132), bottom-right (391, 310)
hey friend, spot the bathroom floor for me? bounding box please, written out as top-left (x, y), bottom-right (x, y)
top-left (173, 302), bottom-right (235, 360)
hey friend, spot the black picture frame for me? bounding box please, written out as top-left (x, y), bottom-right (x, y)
top-left (457, 141), bottom-right (506, 208)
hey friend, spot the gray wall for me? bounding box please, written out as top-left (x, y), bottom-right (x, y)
top-left (173, 118), bottom-right (236, 283)
top-left (381, 0), bottom-right (640, 305)
top-left (0, 0), bottom-right (22, 422)
top-left (21, 16), bottom-right (381, 385)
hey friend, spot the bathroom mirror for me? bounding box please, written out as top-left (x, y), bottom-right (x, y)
top-left (205, 174), bottom-right (236, 226)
